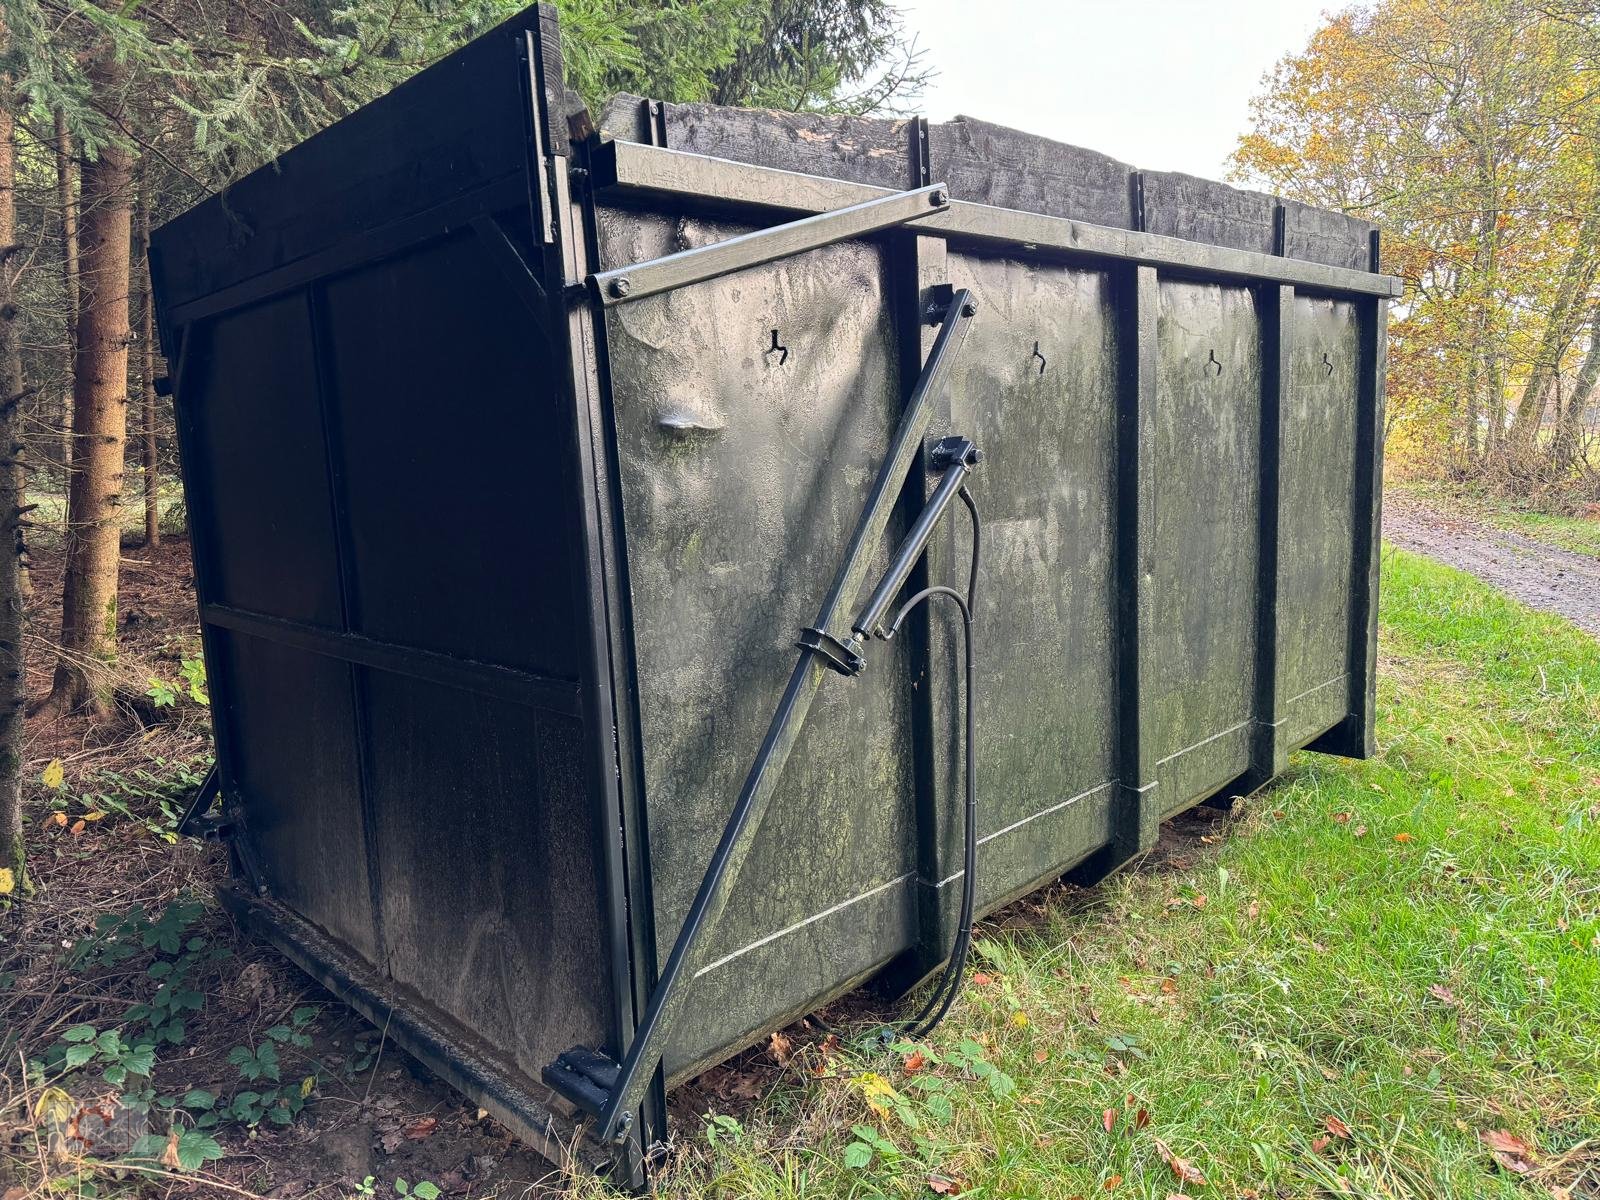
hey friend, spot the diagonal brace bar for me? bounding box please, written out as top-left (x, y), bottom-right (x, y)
top-left (588, 182), bottom-right (950, 306)
top-left (563, 288), bottom-right (977, 1146)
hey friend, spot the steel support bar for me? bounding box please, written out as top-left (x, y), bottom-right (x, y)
top-left (589, 182), bottom-right (951, 306)
top-left (571, 288), bottom-right (976, 1144)
top-left (176, 764), bottom-right (221, 838)
top-left (588, 139), bottom-right (1405, 300)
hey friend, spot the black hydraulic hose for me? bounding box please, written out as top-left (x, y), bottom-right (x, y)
top-left (801, 487), bottom-right (981, 1046)
top-left (884, 484), bottom-right (982, 1040)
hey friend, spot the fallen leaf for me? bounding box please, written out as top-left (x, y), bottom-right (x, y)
top-left (1311, 1136), bottom-right (1331, 1154)
top-left (41, 759), bottom-right (64, 790)
top-left (1034, 1047), bottom-right (1048, 1063)
top-left (46, 812), bottom-right (67, 828)
top-left (1354, 824), bottom-right (1368, 837)
top-left (0, 868), bottom-right (12, 895)
top-left (1133, 1108), bottom-right (1151, 1130)
top-left (5, 1186), bottom-right (29, 1200)
top-left (1154, 1138), bottom-right (1207, 1185)
top-left (1191, 894), bottom-right (1208, 909)
top-left (160, 1130), bottom-right (182, 1170)
top-left (1480, 1129), bottom-right (1537, 1175)
top-left (768, 1030), bottom-right (793, 1065)
top-left (971, 972), bottom-right (994, 986)
top-left (1332, 811), bottom-right (1352, 824)
top-left (1011, 1010), bottom-right (1029, 1028)
top-left (1394, 832), bottom-right (1414, 843)
top-left (1324, 1115), bottom-right (1352, 1139)
top-left (1166, 1195), bottom-right (1194, 1200)
top-left (403, 1116), bottom-right (438, 1140)
top-left (70, 819), bottom-right (86, 836)
top-left (1160, 978), bottom-right (1178, 995)
top-left (904, 1051), bottom-right (927, 1074)
top-left (928, 1173), bottom-right (963, 1195)
top-left (1428, 984), bottom-right (1460, 1007)
top-left (1246, 901), bottom-right (1260, 921)
top-left (1103, 1108), bottom-right (1116, 1133)
top-left (1103, 1175), bottom-right (1122, 1191)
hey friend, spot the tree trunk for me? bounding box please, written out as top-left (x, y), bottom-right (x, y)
top-left (1555, 302), bottom-right (1600, 473)
top-left (45, 50), bottom-right (134, 718)
top-left (0, 17), bottom-right (29, 896)
top-left (55, 110), bottom-right (79, 502)
top-left (136, 177), bottom-right (158, 548)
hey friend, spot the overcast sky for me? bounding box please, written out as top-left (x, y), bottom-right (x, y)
top-left (895, 0), bottom-right (1336, 181)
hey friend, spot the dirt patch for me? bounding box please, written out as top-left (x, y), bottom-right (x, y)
top-left (1383, 490), bottom-right (1600, 636)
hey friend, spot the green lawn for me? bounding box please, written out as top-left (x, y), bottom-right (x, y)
top-left (595, 548), bottom-right (1600, 1199)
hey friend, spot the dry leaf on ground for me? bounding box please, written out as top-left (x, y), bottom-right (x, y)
top-left (1154, 1138), bottom-right (1207, 1185)
top-left (1480, 1129), bottom-right (1538, 1175)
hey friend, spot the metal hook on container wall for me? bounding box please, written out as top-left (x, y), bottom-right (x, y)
top-left (766, 328), bottom-right (789, 366)
top-left (1206, 349), bottom-right (1223, 376)
top-left (1322, 352), bottom-right (1334, 377)
top-left (1032, 341), bottom-right (1046, 376)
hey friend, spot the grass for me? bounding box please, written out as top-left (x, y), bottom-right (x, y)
top-left (1397, 479), bottom-right (1600, 557)
top-left (596, 547), bottom-right (1600, 1199)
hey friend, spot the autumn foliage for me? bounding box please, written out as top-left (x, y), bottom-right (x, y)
top-left (1232, 0), bottom-right (1600, 506)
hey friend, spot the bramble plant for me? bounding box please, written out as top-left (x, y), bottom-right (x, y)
top-left (38, 898), bottom-right (326, 1171)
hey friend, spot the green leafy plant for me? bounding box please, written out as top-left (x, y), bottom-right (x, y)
top-left (394, 1178), bottom-right (441, 1200)
top-left (126, 1129), bottom-right (225, 1172)
top-left (145, 657), bottom-right (208, 709)
top-left (44, 757), bottom-right (212, 843)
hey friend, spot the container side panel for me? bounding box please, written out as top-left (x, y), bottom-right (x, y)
top-left (1141, 172), bottom-right (1275, 256)
top-left (212, 630), bottom-right (377, 958)
top-left (319, 230), bottom-right (581, 678)
top-left (1148, 281), bottom-right (1262, 813)
top-left (929, 118), bottom-right (1133, 227)
top-left (594, 207), bottom-right (917, 1078)
top-left (1277, 295), bottom-right (1359, 747)
top-left (151, 13), bottom-right (537, 312)
top-left (939, 252), bottom-right (1119, 901)
top-left (184, 297), bottom-right (342, 625)
top-left (361, 672), bottom-right (613, 1082)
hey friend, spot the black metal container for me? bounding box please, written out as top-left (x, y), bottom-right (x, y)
top-left (150, 5), bottom-right (1397, 1181)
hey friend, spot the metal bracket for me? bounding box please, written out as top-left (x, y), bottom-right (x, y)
top-left (176, 764), bottom-right (226, 839)
top-left (589, 182), bottom-right (950, 307)
top-left (543, 286), bottom-right (978, 1145)
top-left (796, 627), bottom-right (865, 677)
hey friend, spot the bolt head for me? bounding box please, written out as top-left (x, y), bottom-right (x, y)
top-left (929, 188), bottom-right (948, 207)
top-left (609, 277), bottom-right (632, 298)
top-left (961, 299), bottom-right (978, 317)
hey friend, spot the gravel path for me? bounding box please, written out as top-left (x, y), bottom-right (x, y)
top-left (1383, 491), bottom-right (1600, 637)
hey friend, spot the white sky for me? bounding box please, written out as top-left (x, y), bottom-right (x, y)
top-left (895, 0), bottom-right (1336, 180)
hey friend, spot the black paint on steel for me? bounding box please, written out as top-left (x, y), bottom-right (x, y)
top-left (553, 290), bottom-right (977, 1143)
top-left (147, 4), bottom-right (1395, 1183)
top-left (175, 764), bottom-right (221, 837)
top-left (589, 181), bottom-right (951, 305)
top-left (853, 436), bottom-right (980, 641)
top-left (586, 139), bottom-right (1403, 299)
